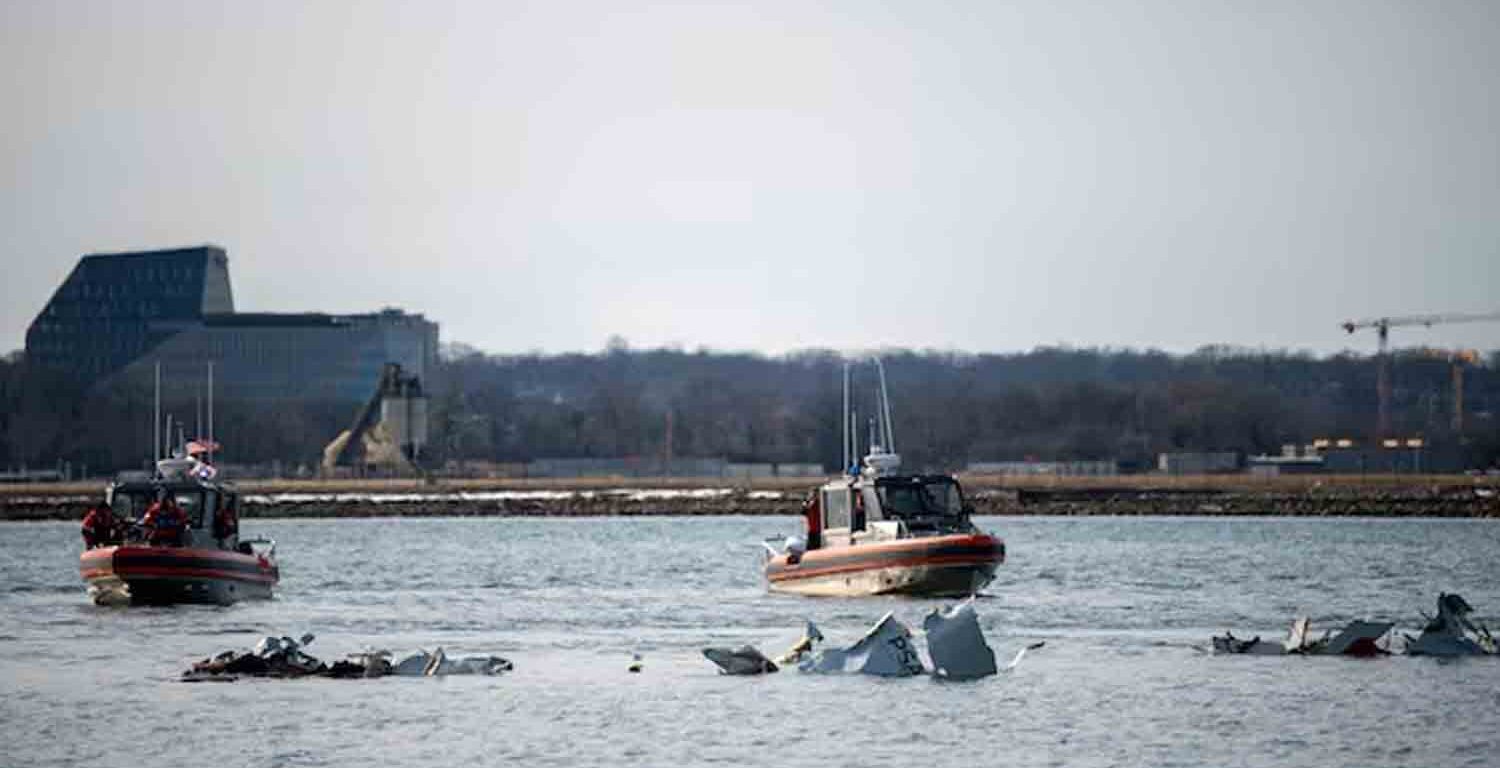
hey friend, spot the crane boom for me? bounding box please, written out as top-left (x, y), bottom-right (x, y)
top-left (1339, 310), bottom-right (1500, 437)
top-left (1341, 311), bottom-right (1500, 334)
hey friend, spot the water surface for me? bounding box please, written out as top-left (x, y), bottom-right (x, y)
top-left (3, 516), bottom-right (1499, 767)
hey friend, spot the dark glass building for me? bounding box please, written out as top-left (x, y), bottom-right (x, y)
top-left (26, 246), bottom-right (437, 403)
top-left (26, 246), bottom-right (234, 379)
top-left (121, 309), bottom-right (439, 401)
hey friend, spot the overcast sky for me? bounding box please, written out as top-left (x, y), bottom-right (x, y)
top-left (3, 0), bottom-right (1497, 356)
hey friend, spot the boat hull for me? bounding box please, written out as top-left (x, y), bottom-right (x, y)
top-left (764, 533), bottom-right (1004, 598)
top-left (79, 545), bottom-right (278, 606)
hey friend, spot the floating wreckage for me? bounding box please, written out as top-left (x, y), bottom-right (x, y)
top-left (798, 612), bottom-right (928, 677)
top-left (703, 600), bottom-right (1042, 680)
top-left (1404, 593), bottom-right (1497, 657)
top-left (182, 634), bottom-right (512, 681)
top-left (1212, 617), bottom-right (1394, 657)
top-left (1212, 593), bottom-right (1497, 658)
top-left (701, 620), bottom-right (824, 676)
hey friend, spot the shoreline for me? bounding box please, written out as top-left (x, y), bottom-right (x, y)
top-left (2, 474), bottom-right (1496, 520)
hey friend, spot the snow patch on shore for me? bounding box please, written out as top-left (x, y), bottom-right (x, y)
top-left (239, 488), bottom-right (786, 505)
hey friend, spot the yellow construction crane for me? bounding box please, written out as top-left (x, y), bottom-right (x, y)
top-left (1340, 311), bottom-right (1500, 437)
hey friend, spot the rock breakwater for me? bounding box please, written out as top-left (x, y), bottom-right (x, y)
top-left (3, 483), bottom-right (1497, 520)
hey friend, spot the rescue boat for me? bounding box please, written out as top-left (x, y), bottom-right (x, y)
top-left (763, 359), bottom-right (1005, 597)
top-left (79, 453), bottom-right (278, 606)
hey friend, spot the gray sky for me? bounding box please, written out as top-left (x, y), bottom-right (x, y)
top-left (3, 0), bottom-right (1497, 356)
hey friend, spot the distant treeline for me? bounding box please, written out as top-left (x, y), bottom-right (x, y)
top-left (2, 345), bottom-right (1499, 475)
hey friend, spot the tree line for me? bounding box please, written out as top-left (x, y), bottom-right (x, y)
top-left (2, 345), bottom-right (1498, 476)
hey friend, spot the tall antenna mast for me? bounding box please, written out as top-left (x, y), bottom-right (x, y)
top-left (849, 407), bottom-right (859, 473)
top-left (153, 361), bottom-right (161, 462)
top-left (841, 362), bottom-right (851, 473)
top-left (872, 356), bottom-right (895, 453)
top-left (207, 361), bottom-right (214, 464)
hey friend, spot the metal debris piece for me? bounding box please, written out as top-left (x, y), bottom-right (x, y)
top-left (772, 621), bottom-right (824, 666)
top-left (1320, 621), bottom-right (1394, 657)
top-left (703, 621), bottom-right (825, 675)
top-left (1213, 618), bottom-right (1393, 656)
top-left (702, 646), bottom-right (778, 675)
top-left (704, 611), bottom-right (1041, 680)
top-left (1405, 593), bottom-right (1497, 657)
top-left (183, 637), bottom-right (511, 681)
top-left (799, 612), bottom-right (926, 677)
top-left (924, 599), bottom-right (998, 680)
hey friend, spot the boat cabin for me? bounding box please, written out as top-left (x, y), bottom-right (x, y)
top-left (810, 473), bottom-right (974, 549)
top-left (107, 469), bottom-right (242, 551)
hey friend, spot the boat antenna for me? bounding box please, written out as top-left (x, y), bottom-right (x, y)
top-left (841, 361), bottom-right (850, 474)
top-left (207, 360), bottom-right (214, 464)
top-left (153, 361), bottom-right (161, 462)
top-left (872, 356), bottom-right (895, 453)
top-left (849, 407), bottom-right (859, 475)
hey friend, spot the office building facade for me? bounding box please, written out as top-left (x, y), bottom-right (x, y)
top-left (26, 246), bottom-right (234, 379)
top-left (26, 245), bottom-right (438, 403)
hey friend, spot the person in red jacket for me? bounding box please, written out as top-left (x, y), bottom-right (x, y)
top-left (143, 496), bottom-right (187, 546)
top-left (802, 491), bottom-right (822, 550)
top-left (81, 505), bottom-right (116, 549)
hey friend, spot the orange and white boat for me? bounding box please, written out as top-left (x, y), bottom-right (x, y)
top-left (763, 359), bottom-right (1005, 598)
top-left (79, 453), bottom-right (278, 606)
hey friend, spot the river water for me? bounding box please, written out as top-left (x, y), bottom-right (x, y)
top-left (3, 515), bottom-right (1499, 767)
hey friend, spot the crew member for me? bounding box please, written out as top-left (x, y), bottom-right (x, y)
top-left (802, 491), bottom-right (822, 550)
top-left (213, 501), bottom-right (238, 544)
top-left (144, 496), bottom-right (188, 547)
top-left (81, 505), bottom-right (116, 549)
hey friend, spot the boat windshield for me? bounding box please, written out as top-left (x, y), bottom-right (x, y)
top-left (111, 490), bottom-right (151, 521)
top-left (109, 487), bottom-right (207, 528)
top-left (171, 490), bottom-right (206, 528)
top-left (875, 477), bottom-right (965, 520)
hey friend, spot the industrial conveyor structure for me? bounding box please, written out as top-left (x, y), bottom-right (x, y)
top-left (321, 363), bottom-right (429, 477)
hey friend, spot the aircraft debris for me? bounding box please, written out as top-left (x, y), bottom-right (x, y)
top-left (924, 599), bottom-right (998, 680)
top-left (1213, 617), bottom-right (1393, 656)
top-left (1404, 593), bottom-right (1497, 657)
top-left (798, 612), bottom-right (926, 676)
top-left (182, 636), bottom-right (512, 681)
top-left (1213, 593), bottom-right (1496, 657)
top-left (703, 605), bottom-right (1039, 680)
top-left (702, 645), bottom-right (779, 675)
top-left (702, 621), bottom-right (824, 675)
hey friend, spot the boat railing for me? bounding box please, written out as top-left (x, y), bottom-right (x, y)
top-left (238, 536), bottom-right (277, 560)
